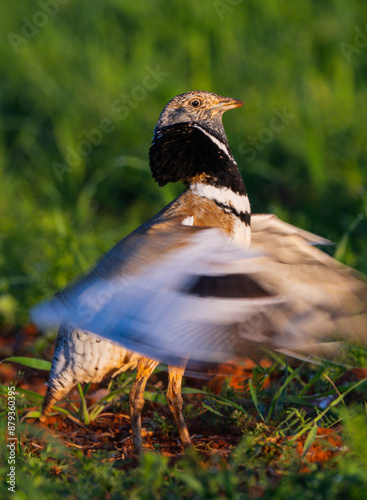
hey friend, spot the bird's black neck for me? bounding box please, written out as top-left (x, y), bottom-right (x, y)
top-left (149, 122), bottom-right (247, 196)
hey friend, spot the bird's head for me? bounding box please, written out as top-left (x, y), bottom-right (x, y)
top-left (154, 91), bottom-right (244, 141)
top-left (150, 91), bottom-right (244, 188)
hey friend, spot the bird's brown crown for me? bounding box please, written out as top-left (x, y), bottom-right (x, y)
top-left (155, 90), bottom-right (243, 133)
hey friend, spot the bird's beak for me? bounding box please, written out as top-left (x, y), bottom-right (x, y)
top-left (212, 97), bottom-right (244, 111)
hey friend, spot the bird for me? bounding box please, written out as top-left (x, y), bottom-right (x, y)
top-left (32, 91), bottom-right (367, 455)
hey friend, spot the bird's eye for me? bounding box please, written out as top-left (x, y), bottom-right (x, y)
top-left (189, 99), bottom-right (202, 108)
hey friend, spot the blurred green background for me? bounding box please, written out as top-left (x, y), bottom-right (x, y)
top-left (1, 0), bottom-right (367, 325)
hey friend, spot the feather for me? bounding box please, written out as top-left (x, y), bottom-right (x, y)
top-left (31, 215), bottom-right (367, 367)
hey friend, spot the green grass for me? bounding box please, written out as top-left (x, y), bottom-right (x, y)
top-left (1, 0), bottom-right (367, 497)
top-left (1, 358), bottom-right (367, 499)
top-left (2, 440), bottom-right (367, 500)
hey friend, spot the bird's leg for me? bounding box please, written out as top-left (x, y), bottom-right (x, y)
top-left (129, 357), bottom-right (159, 454)
top-left (167, 365), bottom-right (192, 448)
top-left (40, 386), bottom-right (71, 423)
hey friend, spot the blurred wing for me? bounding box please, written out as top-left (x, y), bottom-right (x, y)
top-left (245, 214), bottom-right (367, 363)
top-left (31, 214), bottom-right (367, 367)
top-left (31, 220), bottom-right (265, 364)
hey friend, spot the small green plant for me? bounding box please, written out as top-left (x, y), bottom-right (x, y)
top-left (151, 411), bottom-right (176, 438)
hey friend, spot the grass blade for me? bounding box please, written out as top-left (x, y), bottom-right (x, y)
top-left (301, 423), bottom-right (318, 460)
top-left (24, 411), bottom-right (42, 419)
top-left (15, 387), bottom-right (45, 403)
top-left (77, 383), bottom-right (90, 425)
top-left (202, 402), bottom-right (224, 417)
top-left (182, 387), bottom-right (248, 414)
top-left (1, 357), bottom-right (52, 371)
top-left (249, 379), bottom-right (264, 421)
